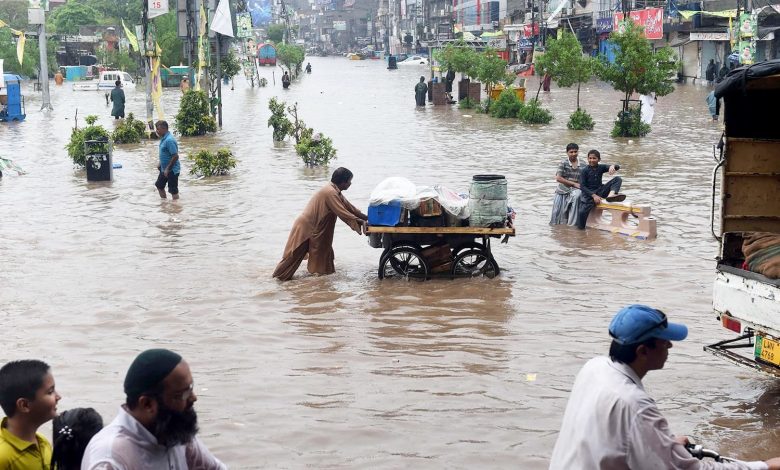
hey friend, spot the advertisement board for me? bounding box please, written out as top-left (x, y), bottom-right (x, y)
top-left (333, 20), bottom-right (347, 31)
top-left (613, 7), bottom-right (663, 40)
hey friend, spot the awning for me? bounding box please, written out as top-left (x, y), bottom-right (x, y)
top-left (669, 39), bottom-right (691, 47)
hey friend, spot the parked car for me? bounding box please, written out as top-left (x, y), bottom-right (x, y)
top-left (398, 55), bottom-right (429, 66)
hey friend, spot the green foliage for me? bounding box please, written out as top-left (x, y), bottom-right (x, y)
top-left (267, 24), bottom-right (286, 44)
top-left (48, 2), bottom-right (100, 34)
top-left (276, 43), bottom-right (305, 76)
top-left (112, 113), bottom-right (148, 144)
top-left (567, 108), bottom-right (595, 130)
top-left (535, 31), bottom-right (594, 110)
top-left (598, 20), bottom-right (678, 125)
top-left (489, 89), bottom-right (523, 118)
top-left (267, 97), bottom-right (293, 142)
top-left (476, 48), bottom-right (513, 89)
top-left (66, 115), bottom-right (111, 166)
top-left (518, 99), bottom-right (553, 124)
top-left (175, 90), bottom-right (217, 136)
top-left (458, 97), bottom-right (477, 109)
top-left (611, 105), bottom-right (650, 137)
top-left (0, 0), bottom-right (30, 28)
top-left (189, 148), bottom-right (237, 176)
top-left (433, 39), bottom-right (479, 78)
top-left (295, 133), bottom-right (337, 167)
top-left (221, 50), bottom-right (242, 79)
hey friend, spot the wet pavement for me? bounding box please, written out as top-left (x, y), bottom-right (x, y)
top-left (1, 56), bottom-right (778, 468)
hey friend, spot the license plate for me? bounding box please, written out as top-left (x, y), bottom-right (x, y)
top-left (755, 336), bottom-right (780, 367)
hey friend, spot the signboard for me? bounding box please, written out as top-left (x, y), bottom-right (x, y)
top-left (521, 23), bottom-right (539, 38)
top-left (738, 40), bottom-right (755, 64)
top-left (148, 0), bottom-right (169, 19)
top-left (738, 13), bottom-right (756, 38)
top-left (236, 12), bottom-right (252, 37)
top-left (486, 37), bottom-right (507, 48)
top-left (690, 32), bottom-right (729, 41)
top-left (28, 8), bottom-right (45, 25)
top-left (333, 20), bottom-right (346, 31)
top-left (614, 7), bottom-right (663, 40)
top-left (596, 17), bottom-right (613, 33)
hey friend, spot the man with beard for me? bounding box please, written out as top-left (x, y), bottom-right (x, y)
top-left (81, 349), bottom-right (226, 469)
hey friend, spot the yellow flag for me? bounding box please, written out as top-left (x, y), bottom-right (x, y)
top-left (0, 19), bottom-right (6, 28)
top-left (122, 19), bottom-right (139, 52)
top-left (199, 3), bottom-right (207, 37)
top-left (729, 16), bottom-right (735, 48)
top-left (151, 43), bottom-right (164, 120)
top-left (17, 33), bottom-right (25, 65)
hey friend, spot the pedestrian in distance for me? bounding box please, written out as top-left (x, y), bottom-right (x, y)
top-left (0, 359), bottom-right (62, 469)
top-left (706, 91), bottom-right (721, 121)
top-left (282, 71), bottom-right (291, 89)
top-left (550, 304), bottom-right (780, 470)
top-left (110, 80), bottom-right (125, 120)
top-left (180, 77), bottom-right (190, 93)
top-left (305, 62), bottom-right (312, 74)
top-left (550, 143), bottom-right (583, 226)
top-left (717, 63), bottom-right (730, 83)
top-left (273, 167), bottom-right (368, 281)
top-left (414, 76), bottom-right (428, 107)
top-left (52, 407), bottom-right (104, 470)
top-left (154, 120), bottom-right (180, 200)
top-left (705, 59), bottom-right (717, 86)
top-left (81, 348), bottom-right (227, 470)
top-left (575, 149), bottom-right (623, 230)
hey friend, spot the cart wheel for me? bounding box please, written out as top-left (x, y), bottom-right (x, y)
top-left (379, 246), bottom-right (429, 281)
top-left (452, 242), bottom-right (485, 258)
top-left (451, 249), bottom-right (500, 279)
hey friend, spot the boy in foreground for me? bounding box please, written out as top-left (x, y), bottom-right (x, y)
top-left (0, 360), bottom-right (62, 469)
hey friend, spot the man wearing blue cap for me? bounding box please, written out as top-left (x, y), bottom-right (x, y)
top-left (549, 305), bottom-right (780, 470)
top-left (82, 349), bottom-right (226, 469)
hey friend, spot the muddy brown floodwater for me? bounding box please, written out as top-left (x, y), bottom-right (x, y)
top-left (1, 57), bottom-right (778, 469)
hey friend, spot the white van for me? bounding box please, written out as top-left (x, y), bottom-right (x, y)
top-left (73, 70), bottom-right (135, 91)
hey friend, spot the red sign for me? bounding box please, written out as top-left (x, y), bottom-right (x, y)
top-left (521, 23), bottom-right (540, 38)
top-left (613, 7), bottom-right (664, 40)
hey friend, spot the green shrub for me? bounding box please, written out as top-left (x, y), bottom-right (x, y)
top-left (611, 105), bottom-right (650, 137)
top-left (458, 97), bottom-right (476, 109)
top-left (489, 89), bottom-right (524, 118)
top-left (518, 99), bottom-right (553, 124)
top-left (112, 113), bottom-right (148, 144)
top-left (189, 148), bottom-right (237, 176)
top-left (567, 108), bottom-right (595, 130)
top-left (295, 133), bottom-right (337, 167)
top-left (66, 115), bottom-right (111, 166)
top-left (268, 97), bottom-right (293, 142)
top-left (175, 90), bottom-right (217, 137)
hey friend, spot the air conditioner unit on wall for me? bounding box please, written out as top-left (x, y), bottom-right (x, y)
top-left (525, 12), bottom-right (532, 21)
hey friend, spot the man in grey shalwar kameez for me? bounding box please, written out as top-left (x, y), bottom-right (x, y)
top-left (550, 143), bottom-right (583, 226)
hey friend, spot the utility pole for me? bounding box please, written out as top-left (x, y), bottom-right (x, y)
top-left (216, 32), bottom-right (223, 127)
top-left (142, 0), bottom-right (154, 129)
top-left (38, 23), bottom-right (52, 110)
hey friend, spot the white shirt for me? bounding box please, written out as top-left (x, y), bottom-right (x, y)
top-left (549, 356), bottom-right (768, 470)
top-left (81, 406), bottom-right (227, 470)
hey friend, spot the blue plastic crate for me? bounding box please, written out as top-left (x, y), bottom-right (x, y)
top-left (368, 201), bottom-right (404, 226)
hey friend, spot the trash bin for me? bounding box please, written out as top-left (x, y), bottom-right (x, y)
top-left (84, 139), bottom-right (113, 181)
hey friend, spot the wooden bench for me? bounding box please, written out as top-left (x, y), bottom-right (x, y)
top-left (586, 202), bottom-right (657, 240)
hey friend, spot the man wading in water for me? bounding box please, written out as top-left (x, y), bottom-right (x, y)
top-left (272, 167), bottom-right (368, 281)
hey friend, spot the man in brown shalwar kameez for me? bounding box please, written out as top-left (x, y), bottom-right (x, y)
top-left (273, 168), bottom-right (368, 281)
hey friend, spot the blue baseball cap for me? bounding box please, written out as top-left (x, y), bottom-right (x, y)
top-left (609, 304), bottom-right (688, 345)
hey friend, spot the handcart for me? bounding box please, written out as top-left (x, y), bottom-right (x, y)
top-left (366, 225), bottom-right (515, 281)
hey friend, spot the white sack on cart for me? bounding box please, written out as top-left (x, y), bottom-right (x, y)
top-left (369, 177), bottom-right (420, 209)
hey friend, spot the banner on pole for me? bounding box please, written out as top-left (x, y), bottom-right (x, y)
top-left (17, 33), bottom-right (26, 65)
top-left (210, 0), bottom-right (234, 37)
top-left (613, 7), bottom-right (664, 40)
top-left (122, 20), bottom-right (140, 52)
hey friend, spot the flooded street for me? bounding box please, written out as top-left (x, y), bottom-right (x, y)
top-left (1, 57), bottom-right (778, 468)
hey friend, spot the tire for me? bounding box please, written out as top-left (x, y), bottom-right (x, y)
top-left (451, 248), bottom-right (500, 279)
top-left (378, 246), bottom-right (429, 281)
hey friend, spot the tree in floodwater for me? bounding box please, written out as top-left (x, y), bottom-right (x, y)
top-left (597, 20), bottom-right (678, 137)
top-left (535, 31), bottom-right (596, 130)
